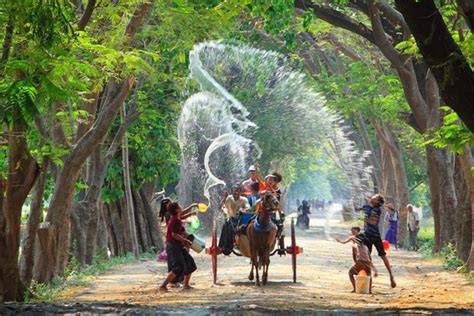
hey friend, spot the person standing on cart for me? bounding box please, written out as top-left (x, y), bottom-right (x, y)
top-left (218, 185), bottom-right (249, 255)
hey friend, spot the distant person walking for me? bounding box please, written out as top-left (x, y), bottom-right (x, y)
top-left (384, 204), bottom-right (398, 250)
top-left (407, 204), bottom-right (420, 251)
top-left (296, 200), bottom-right (311, 229)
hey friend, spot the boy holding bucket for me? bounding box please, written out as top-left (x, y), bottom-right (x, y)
top-left (337, 227), bottom-right (377, 293)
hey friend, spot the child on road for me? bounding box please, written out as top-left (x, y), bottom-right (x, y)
top-left (160, 202), bottom-right (197, 291)
top-left (337, 227), bottom-right (377, 293)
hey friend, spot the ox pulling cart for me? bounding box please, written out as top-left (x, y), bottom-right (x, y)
top-left (206, 203), bottom-right (303, 285)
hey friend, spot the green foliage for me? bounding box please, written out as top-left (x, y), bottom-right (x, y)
top-left (418, 226), bottom-right (466, 272)
top-left (395, 36), bottom-right (420, 57)
top-left (248, 0), bottom-right (295, 36)
top-left (101, 0), bottom-right (246, 200)
top-left (418, 226), bottom-right (435, 255)
top-left (441, 243), bottom-right (465, 271)
top-left (1, 78), bottom-right (38, 125)
top-left (424, 107), bottom-right (474, 154)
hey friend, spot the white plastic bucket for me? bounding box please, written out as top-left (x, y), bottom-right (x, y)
top-left (190, 235), bottom-right (205, 253)
top-left (355, 275), bottom-right (371, 294)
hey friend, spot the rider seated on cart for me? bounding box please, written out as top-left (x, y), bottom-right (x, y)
top-left (218, 185), bottom-right (249, 255)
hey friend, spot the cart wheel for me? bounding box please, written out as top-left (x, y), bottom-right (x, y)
top-left (291, 217), bottom-right (297, 283)
top-left (212, 219), bottom-right (217, 285)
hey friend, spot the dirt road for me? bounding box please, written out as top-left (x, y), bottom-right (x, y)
top-left (62, 214), bottom-right (474, 313)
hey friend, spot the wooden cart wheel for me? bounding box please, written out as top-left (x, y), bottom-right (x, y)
top-left (212, 218), bottom-right (217, 285)
top-left (291, 217), bottom-right (297, 283)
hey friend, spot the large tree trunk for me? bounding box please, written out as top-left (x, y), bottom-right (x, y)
top-left (395, 0), bottom-right (474, 132)
top-left (459, 149), bottom-right (474, 270)
top-left (426, 146), bottom-right (442, 252)
top-left (72, 87), bottom-right (141, 266)
top-left (71, 149), bottom-right (106, 266)
top-left (32, 1), bottom-right (152, 281)
top-left (34, 78), bottom-right (134, 281)
top-left (454, 155), bottom-right (472, 261)
top-left (133, 190), bottom-right (152, 250)
top-left (438, 152), bottom-right (457, 245)
top-left (356, 115), bottom-right (382, 192)
top-left (105, 202), bottom-right (126, 257)
top-left (373, 122), bottom-right (409, 246)
top-left (139, 187), bottom-right (164, 250)
top-left (0, 116), bottom-right (39, 302)
top-left (19, 159), bottom-right (49, 289)
top-left (121, 105), bottom-right (140, 255)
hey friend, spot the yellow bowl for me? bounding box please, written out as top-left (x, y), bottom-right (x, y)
top-left (197, 203), bottom-right (208, 213)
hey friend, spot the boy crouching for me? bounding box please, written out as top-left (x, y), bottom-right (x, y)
top-left (337, 227), bottom-right (377, 293)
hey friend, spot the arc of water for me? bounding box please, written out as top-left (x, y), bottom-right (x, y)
top-left (202, 132), bottom-right (252, 202)
top-left (179, 41), bottom-right (374, 224)
top-left (189, 43), bottom-right (256, 132)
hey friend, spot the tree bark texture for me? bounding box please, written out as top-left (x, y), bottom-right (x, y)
top-left (458, 149), bottom-right (474, 270)
top-left (456, 0), bottom-right (474, 31)
top-left (395, 0), bottom-right (474, 132)
top-left (296, 0), bottom-right (472, 256)
top-left (0, 117), bottom-right (39, 302)
top-left (373, 122), bottom-right (409, 246)
top-left (34, 78), bottom-right (134, 281)
top-left (32, 1), bottom-right (152, 281)
top-left (121, 105), bottom-right (140, 255)
top-left (454, 155), bottom-right (472, 261)
top-left (19, 159), bottom-right (49, 289)
top-left (356, 115), bottom-right (382, 193)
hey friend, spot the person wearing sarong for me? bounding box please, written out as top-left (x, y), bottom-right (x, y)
top-left (160, 202), bottom-right (197, 291)
top-left (384, 203), bottom-right (398, 250)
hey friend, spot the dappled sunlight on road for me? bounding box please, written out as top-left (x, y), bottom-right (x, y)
top-left (64, 212), bottom-right (474, 312)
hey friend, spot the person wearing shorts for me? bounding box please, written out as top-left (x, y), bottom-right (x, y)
top-left (362, 194), bottom-right (396, 288)
top-left (337, 227), bottom-right (377, 293)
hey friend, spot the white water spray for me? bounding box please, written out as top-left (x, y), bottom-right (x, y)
top-left (177, 41), bottom-right (373, 222)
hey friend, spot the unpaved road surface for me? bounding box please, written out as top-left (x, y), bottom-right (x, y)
top-left (51, 213), bottom-right (474, 314)
top-left (3, 214), bottom-right (471, 314)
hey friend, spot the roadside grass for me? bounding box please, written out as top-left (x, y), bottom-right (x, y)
top-left (26, 251), bottom-right (156, 303)
top-left (417, 225), bottom-right (472, 283)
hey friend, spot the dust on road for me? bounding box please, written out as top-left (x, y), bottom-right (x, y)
top-left (62, 214), bottom-right (474, 313)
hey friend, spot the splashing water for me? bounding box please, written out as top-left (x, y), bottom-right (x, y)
top-left (324, 203), bottom-right (344, 240)
top-left (177, 41), bottom-right (373, 225)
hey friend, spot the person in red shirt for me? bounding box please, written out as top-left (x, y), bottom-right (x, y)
top-left (242, 162), bottom-right (265, 196)
top-left (160, 202), bottom-right (197, 291)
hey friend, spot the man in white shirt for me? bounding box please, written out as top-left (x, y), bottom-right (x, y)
top-left (223, 187), bottom-right (249, 219)
top-left (218, 186), bottom-right (249, 255)
top-left (407, 204), bottom-right (420, 251)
